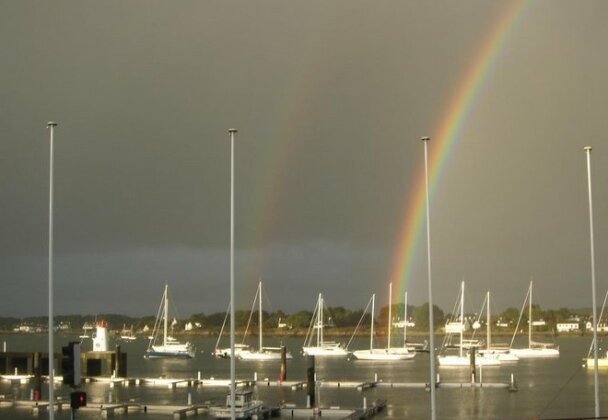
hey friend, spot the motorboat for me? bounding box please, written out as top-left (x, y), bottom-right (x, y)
top-left (209, 389), bottom-right (263, 420)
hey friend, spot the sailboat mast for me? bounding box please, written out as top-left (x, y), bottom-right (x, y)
top-left (163, 284), bottom-right (168, 347)
top-left (404, 292), bottom-right (408, 346)
top-left (370, 294), bottom-right (375, 351)
top-left (460, 281), bottom-right (464, 358)
top-left (318, 294), bottom-right (323, 347)
top-left (258, 282), bottom-right (263, 351)
top-left (486, 291), bottom-right (491, 350)
top-left (529, 281), bottom-right (533, 347)
top-left (388, 282), bottom-right (393, 350)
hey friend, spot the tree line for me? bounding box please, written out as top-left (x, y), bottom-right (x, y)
top-left (0, 303), bottom-right (590, 333)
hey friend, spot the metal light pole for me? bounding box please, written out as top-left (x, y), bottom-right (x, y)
top-left (421, 136), bottom-right (436, 420)
top-left (47, 121), bottom-right (57, 420)
top-left (228, 128), bottom-right (237, 420)
top-left (584, 146), bottom-right (599, 418)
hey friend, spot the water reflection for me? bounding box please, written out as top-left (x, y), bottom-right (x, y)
top-left (2, 334), bottom-right (608, 418)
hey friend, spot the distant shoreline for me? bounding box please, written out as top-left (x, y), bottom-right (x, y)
top-left (0, 329), bottom-right (591, 338)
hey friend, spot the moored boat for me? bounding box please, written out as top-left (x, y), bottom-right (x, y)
top-left (145, 285), bottom-right (194, 359)
top-left (438, 282), bottom-right (500, 367)
top-left (302, 294), bottom-right (349, 357)
top-left (208, 389), bottom-right (263, 420)
top-left (509, 281), bottom-right (559, 358)
top-left (237, 282), bottom-right (293, 361)
top-left (353, 284), bottom-right (415, 361)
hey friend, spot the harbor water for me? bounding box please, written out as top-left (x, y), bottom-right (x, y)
top-left (1, 333), bottom-right (607, 419)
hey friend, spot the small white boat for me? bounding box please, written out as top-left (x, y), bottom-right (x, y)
top-left (353, 284), bottom-right (415, 361)
top-left (145, 285), bottom-right (195, 359)
top-left (509, 281), bottom-right (559, 358)
top-left (302, 293), bottom-right (349, 357)
top-left (209, 389), bottom-right (263, 420)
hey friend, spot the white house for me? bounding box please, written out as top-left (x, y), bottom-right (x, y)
top-left (556, 322), bottom-right (579, 332)
top-left (586, 322), bottom-right (608, 332)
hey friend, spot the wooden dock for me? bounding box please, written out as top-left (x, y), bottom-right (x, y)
top-left (1, 371), bottom-right (516, 392)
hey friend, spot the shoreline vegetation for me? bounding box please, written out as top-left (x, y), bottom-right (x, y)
top-left (0, 328), bottom-right (586, 338)
top-left (0, 302), bottom-right (595, 338)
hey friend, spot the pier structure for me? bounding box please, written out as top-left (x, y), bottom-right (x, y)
top-left (0, 346), bottom-right (127, 382)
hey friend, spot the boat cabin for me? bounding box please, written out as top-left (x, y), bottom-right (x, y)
top-left (225, 390), bottom-right (254, 408)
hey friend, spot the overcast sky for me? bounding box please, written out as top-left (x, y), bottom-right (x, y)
top-left (1, 1), bottom-right (607, 318)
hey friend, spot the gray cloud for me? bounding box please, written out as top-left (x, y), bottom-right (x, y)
top-left (0, 1), bottom-right (607, 316)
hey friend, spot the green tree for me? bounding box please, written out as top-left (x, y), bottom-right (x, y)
top-left (286, 311), bottom-right (313, 329)
top-left (412, 303), bottom-right (444, 331)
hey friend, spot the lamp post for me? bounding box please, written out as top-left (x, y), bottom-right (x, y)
top-left (47, 121), bottom-right (57, 420)
top-left (584, 146), bottom-right (599, 418)
top-left (421, 136), bottom-right (436, 420)
top-left (228, 128), bottom-right (237, 420)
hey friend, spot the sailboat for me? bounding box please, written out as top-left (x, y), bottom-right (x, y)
top-left (238, 282), bottom-right (293, 361)
top-left (584, 288), bottom-right (608, 368)
top-left (509, 281), bottom-right (559, 358)
top-left (401, 291), bottom-right (428, 352)
top-left (302, 293), bottom-right (349, 357)
top-left (212, 302), bottom-right (250, 359)
top-left (120, 324), bottom-right (137, 341)
top-left (438, 281), bottom-right (500, 367)
top-left (476, 292), bottom-right (518, 362)
top-left (145, 285), bottom-right (195, 359)
top-left (353, 284), bottom-right (415, 361)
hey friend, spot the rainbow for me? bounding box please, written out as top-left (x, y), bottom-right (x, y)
top-left (391, 0), bottom-right (528, 302)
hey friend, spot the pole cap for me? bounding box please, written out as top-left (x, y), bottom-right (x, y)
top-left (421, 136), bottom-right (430, 142)
top-left (228, 128), bottom-right (238, 134)
top-left (584, 146), bottom-right (592, 151)
top-left (47, 121), bottom-right (57, 128)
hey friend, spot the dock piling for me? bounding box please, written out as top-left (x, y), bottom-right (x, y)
top-left (509, 373), bottom-right (518, 392)
top-left (306, 355), bottom-right (315, 408)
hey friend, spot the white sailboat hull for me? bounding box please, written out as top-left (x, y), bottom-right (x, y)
top-left (479, 349), bottom-right (519, 362)
top-left (146, 343), bottom-right (195, 359)
top-left (213, 344), bottom-right (250, 359)
top-left (353, 348), bottom-right (415, 361)
top-left (238, 348), bottom-right (293, 361)
top-left (302, 345), bottom-right (349, 357)
top-left (585, 357), bottom-right (608, 368)
top-left (438, 354), bottom-right (500, 366)
top-left (509, 347), bottom-right (559, 358)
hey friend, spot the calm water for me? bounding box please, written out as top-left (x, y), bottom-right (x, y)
top-left (1, 333), bottom-right (607, 419)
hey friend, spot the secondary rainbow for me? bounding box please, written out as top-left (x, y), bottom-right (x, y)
top-left (391, 0), bottom-right (528, 302)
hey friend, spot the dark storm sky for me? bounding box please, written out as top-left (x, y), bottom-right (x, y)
top-left (0, 1), bottom-right (607, 317)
